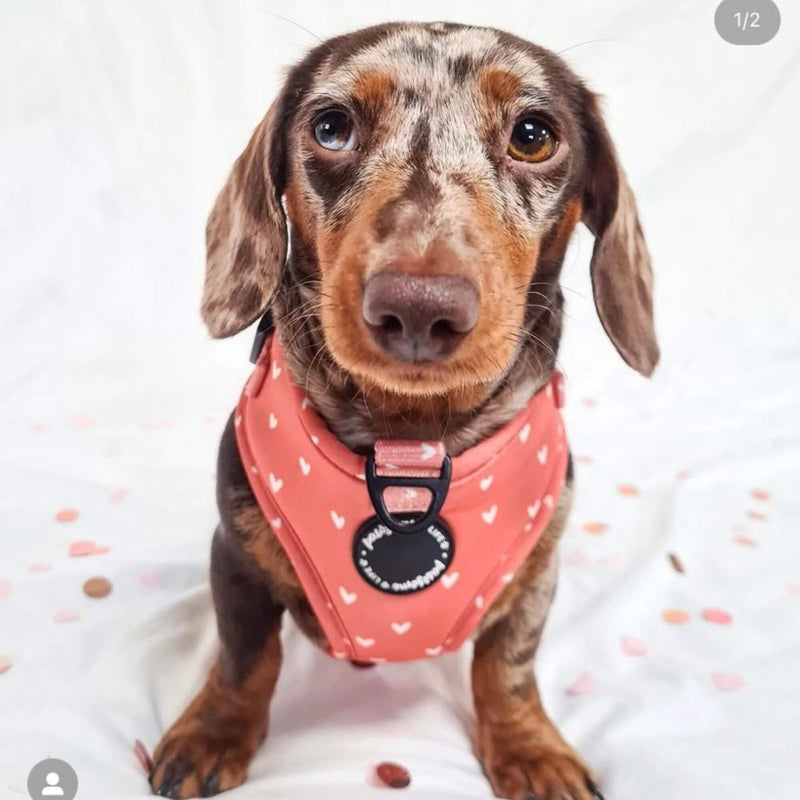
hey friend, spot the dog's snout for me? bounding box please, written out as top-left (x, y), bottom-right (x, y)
top-left (362, 271), bottom-right (479, 362)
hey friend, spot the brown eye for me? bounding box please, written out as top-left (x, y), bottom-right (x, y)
top-left (508, 118), bottom-right (557, 163)
top-left (313, 109), bottom-right (356, 152)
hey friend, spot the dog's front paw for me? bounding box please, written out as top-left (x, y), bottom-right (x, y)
top-left (479, 727), bottom-right (602, 800)
top-left (149, 722), bottom-right (261, 798)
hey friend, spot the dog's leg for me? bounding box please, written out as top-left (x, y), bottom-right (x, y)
top-left (149, 528), bottom-right (284, 798)
top-left (472, 490), bottom-right (602, 800)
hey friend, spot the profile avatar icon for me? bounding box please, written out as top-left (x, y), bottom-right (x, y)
top-left (41, 772), bottom-right (64, 797)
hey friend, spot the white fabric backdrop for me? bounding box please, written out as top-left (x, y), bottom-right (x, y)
top-left (1, 1), bottom-right (799, 798)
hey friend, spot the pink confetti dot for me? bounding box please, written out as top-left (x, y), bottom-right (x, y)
top-left (72, 414), bottom-right (94, 430)
top-left (0, 579), bottom-right (10, 600)
top-left (0, 657), bottom-right (11, 675)
top-left (576, 455), bottom-right (593, 465)
top-left (69, 540), bottom-right (109, 557)
top-left (621, 636), bottom-right (648, 657)
top-left (28, 563), bottom-right (52, 574)
top-left (139, 569), bottom-right (163, 588)
top-left (31, 422), bottom-right (49, 432)
top-left (55, 508), bottom-right (80, 523)
top-left (581, 397), bottom-right (597, 408)
top-left (747, 510), bottom-right (767, 522)
top-left (618, 484), bottom-right (639, 497)
top-left (702, 608), bottom-right (733, 625)
top-left (712, 672), bottom-right (745, 692)
top-left (567, 672), bottom-right (597, 696)
top-left (786, 582), bottom-right (800, 596)
top-left (109, 488), bottom-right (128, 504)
top-left (734, 535), bottom-right (758, 547)
top-left (565, 549), bottom-right (586, 565)
top-left (54, 610), bottom-right (80, 624)
top-left (750, 489), bottom-right (770, 502)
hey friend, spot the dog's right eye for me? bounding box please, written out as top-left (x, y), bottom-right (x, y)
top-left (313, 110), bottom-right (356, 152)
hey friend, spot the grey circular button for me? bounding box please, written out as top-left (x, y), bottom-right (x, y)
top-left (715, 0), bottom-right (781, 45)
top-left (27, 759), bottom-right (78, 800)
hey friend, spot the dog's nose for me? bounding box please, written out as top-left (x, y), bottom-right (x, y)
top-left (362, 271), bottom-right (479, 362)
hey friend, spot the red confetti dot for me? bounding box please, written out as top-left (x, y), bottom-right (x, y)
top-left (618, 484), bottom-right (639, 497)
top-left (55, 508), bottom-right (79, 523)
top-left (375, 762), bottom-right (411, 789)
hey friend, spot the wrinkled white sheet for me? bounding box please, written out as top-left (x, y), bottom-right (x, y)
top-left (1, 1), bottom-right (799, 798)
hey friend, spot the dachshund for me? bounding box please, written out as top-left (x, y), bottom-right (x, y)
top-left (149, 21), bottom-right (657, 800)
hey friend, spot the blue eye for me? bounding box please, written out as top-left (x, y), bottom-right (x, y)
top-left (313, 110), bottom-right (356, 151)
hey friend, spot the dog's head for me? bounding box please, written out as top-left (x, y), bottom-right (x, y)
top-left (202, 22), bottom-right (658, 413)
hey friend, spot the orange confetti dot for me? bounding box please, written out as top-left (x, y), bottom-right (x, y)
top-left (55, 508), bottom-right (79, 523)
top-left (618, 484), bottom-right (639, 497)
top-left (0, 657), bottom-right (11, 675)
top-left (747, 510), bottom-right (767, 522)
top-left (750, 489), bottom-right (770, 502)
top-left (582, 522), bottom-right (608, 535)
top-left (662, 609), bottom-right (690, 624)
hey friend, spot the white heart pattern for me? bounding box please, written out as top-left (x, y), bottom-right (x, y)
top-left (480, 475), bottom-right (494, 491)
top-left (269, 517), bottom-right (282, 530)
top-left (528, 500), bottom-right (541, 519)
top-left (441, 572), bottom-right (460, 589)
top-left (331, 510), bottom-right (346, 530)
top-left (502, 572), bottom-right (514, 584)
top-left (355, 636), bottom-right (375, 648)
top-left (299, 456), bottom-right (311, 476)
top-left (519, 423), bottom-right (531, 443)
top-left (301, 396), bottom-right (310, 410)
top-left (425, 646), bottom-right (443, 657)
top-left (537, 445), bottom-right (548, 465)
top-left (268, 473), bottom-right (283, 493)
top-left (475, 595), bottom-right (484, 609)
top-left (543, 494), bottom-right (554, 509)
top-left (391, 621), bottom-right (412, 635)
top-left (421, 443), bottom-right (437, 460)
top-left (272, 362), bottom-right (281, 380)
top-left (339, 586), bottom-right (357, 605)
top-left (234, 415), bottom-right (242, 428)
top-left (311, 435), bottom-right (320, 446)
top-left (482, 505), bottom-right (498, 525)
top-left (269, 413), bottom-right (278, 430)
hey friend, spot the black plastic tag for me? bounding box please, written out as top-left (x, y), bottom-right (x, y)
top-left (352, 514), bottom-right (455, 595)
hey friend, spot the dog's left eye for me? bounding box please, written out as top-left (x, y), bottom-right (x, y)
top-left (313, 110), bottom-right (357, 152)
top-left (508, 118), bottom-right (557, 163)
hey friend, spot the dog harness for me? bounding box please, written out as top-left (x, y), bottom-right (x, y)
top-left (236, 325), bottom-right (568, 663)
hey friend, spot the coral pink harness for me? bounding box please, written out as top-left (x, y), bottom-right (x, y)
top-left (236, 327), bottom-right (568, 663)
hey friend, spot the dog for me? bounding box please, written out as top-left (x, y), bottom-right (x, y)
top-left (149, 21), bottom-right (657, 800)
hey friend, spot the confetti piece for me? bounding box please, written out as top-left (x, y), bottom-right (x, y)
top-left (28, 563), bottom-right (52, 574)
top-left (72, 414), bottom-right (94, 430)
top-left (133, 740), bottom-right (154, 774)
top-left (581, 397), bottom-right (597, 408)
top-left (54, 610), bottom-right (80, 624)
top-left (668, 553), bottom-right (685, 574)
top-left (55, 508), bottom-right (79, 523)
top-left (0, 657), bottom-right (11, 675)
top-left (750, 489), bottom-right (770, 502)
top-left (69, 540), bottom-right (109, 557)
top-left (582, 522), bottom-right (608, 535)
top-left (597, 556), bottom-right (619, 569)
top-left (662, 609), bottom-right (690, 625)
top-left (109, 488), bottom-right (128, 504)
top-left (565, 549), bottom-right (587, 565)
top-left (31, 422), bottom-right (49, 432)
top-left (702, 608), bottom-right (733, 625)
top-left (139, 569), bottom-right (163, 588)
top-left (747, 510), bottom-right (767, 522)
top-left (0, 579), bottom-right (9, 600)
top-left (618, 484), bottom-right (639, 497)
top-left (576, 455), bottom-right (593, 465)
top-left (621, 636), bottom-right (648, 657)
top-left (734, 535), bottom-right (758, 547)
top-left (786, 583), bottom-right (800, 596)
top-left (566, 672), bottom-right (597, 696)
top-left (712, 672), bottom-right (744, 692)
top-left (83, 576), bottom-right (112, 598)
top-left (375, 762), bottom-right (411, 789)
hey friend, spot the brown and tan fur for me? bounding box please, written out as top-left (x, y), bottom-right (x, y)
top-left (150, 21), bottom-right (657, 800)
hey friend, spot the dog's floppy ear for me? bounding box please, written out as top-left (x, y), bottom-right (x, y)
top-left (581, 91), bottom-right (659, 377)
top-left (202, 99), bottom-right (288, 338)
